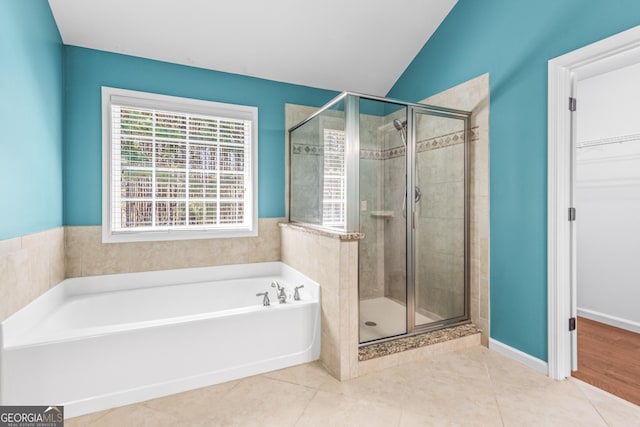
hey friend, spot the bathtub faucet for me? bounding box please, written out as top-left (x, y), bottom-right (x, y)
top-left (294, 285), bottom-right (304, 301)
top-left (256, 291), bottom-right (270, 306)
top-left (271, 280), bottom-right (287, 304)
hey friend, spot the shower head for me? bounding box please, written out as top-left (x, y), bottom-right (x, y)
top-left (393, 119), bottom-right (406, 131)
top-left (393, 119), bottom-right (407, 146)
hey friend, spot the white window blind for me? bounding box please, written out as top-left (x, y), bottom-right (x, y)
top-left (102, 87), bottom-right (257, 242)
top-left (322, 129), bottom-right (346, 227)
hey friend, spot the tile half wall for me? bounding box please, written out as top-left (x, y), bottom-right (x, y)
top-left (0, 227), bottom-right (65, 321)
top-left (65, 218), bottom-right (283, 277)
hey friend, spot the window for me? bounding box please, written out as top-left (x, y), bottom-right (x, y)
top-left (322, 129), bottom-right (346, 227)
top-left (102, 87), bottom-right (257, 242)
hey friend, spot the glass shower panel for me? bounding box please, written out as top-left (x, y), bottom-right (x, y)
top-left (413, 111), bottom-right (466, 327)
top-left (290, 100), bottom-right (345, 230)
top-left (358, 98), bottom-right (407, 343)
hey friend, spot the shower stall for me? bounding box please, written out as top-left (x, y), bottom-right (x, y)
top-left (289, 93), bottom-right (471, 344)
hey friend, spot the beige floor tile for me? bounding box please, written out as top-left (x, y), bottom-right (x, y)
top-left (571, 378), bottom-right (640, 427)
top-left (201, 375), bottom-right (316, 427)
top-left (399, 406), bottom-right (502, 427)
top-left (296, 390), bottom-right (401, 427)
top-left (414, 345), bottom-right (491, 382)
top-left (79, 404), bottom-right (181, 427)
top-left (65, 410), bottom-right (112, 427)
top-left (398, 363), bottom-right (501, 426)
top-left (63, 347), bottom-right (640, 427)
top-left (142, 380), bottom-right (240, 423)
top-left (319, 364), bottom-right (411, 407)
top-left (496, 379), bottom-right (608, 427)
top-left (484, 348), bottom-right (554, 395)
top-left (263, 361), bottom-right (334, 389)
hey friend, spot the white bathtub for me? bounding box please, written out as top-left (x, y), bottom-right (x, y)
top-left (0, 261), bottom-right (320, 418)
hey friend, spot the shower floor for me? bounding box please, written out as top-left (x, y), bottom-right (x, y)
top-left (359, 297), bottom-right (434, 343)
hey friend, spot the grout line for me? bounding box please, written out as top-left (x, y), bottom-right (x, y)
top-left (570, 377), bottom-right (640, 409)
top-left (568, 378), bottom-right (617, 427)
top-left (261, 369), bottom-right (325, 393)
top-left (483, 351), bottom-right (507, 427)
top-left (67, 407), bottom-right (113, 426)
top-left (292, 388), bottom-right (320, 426)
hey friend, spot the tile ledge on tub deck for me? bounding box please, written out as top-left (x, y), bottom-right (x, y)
top-left (278, 222), bottom-right (365, 241)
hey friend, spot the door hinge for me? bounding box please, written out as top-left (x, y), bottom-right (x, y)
top-left (569, 317), bottom-right (576, 331)
top-left (568, 207), bottom-right (576, 221)
top-left (569, 97), bottom-right (577, 112)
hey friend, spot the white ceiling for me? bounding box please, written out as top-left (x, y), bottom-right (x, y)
top-left (48, 0), bottom-right (457, 96)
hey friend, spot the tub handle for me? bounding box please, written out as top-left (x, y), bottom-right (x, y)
top-left (256, 292), bottom-right (270, 306)
top-left (294, 285), bottom-right (304, 301)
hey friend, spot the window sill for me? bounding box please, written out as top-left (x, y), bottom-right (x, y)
top-left (102, 227), bottom-right (258, 243)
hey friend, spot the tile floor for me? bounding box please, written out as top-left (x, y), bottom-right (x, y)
top-left (359, 297), bottom-right (434, 342)
top-left (67, 346), bottom-right (640, 426)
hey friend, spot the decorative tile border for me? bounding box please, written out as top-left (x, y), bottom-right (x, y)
top-left (358, 323), bottom-right (481, 361)
top-left (292, 126), bottom-right (479, 160)
top-left (360, 147), bottom-right (395, 160)
top-left (379, 126), bottom-right (480, 160)
top-left (292, 143), bottom-right (323, 156)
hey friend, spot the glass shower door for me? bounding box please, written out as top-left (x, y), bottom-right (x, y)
top-left (358, 99), bottom-right (408, 343)
top-left (411, 109), bottom-right (468, 329)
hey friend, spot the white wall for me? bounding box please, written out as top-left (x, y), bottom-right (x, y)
top-left (575, 62), bottom-right (640, 332)
top-left (578, 62), bottom-right (640, 141)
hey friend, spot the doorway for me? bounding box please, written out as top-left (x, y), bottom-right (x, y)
top-left (571, 65), bottom-right (640, 405)
top-left (548, 25), bottom-right (640, 402)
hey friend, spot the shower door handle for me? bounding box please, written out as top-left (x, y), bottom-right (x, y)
top-left (402, 186), bottom-right (423, 219)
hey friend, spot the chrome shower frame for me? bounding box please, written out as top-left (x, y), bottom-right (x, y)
top-left (288, 92), bottom-right (472, 343)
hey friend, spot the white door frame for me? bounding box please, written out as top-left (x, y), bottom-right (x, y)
top-left (547, 25), bottom-right (640, 380)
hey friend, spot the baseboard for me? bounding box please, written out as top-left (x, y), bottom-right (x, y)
top-left (577, 308), bottom-right (640, 334)
top-left (489, 338), bottom-right (548, 375)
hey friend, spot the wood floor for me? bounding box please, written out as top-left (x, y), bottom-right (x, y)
top-left (573, 316), bottom-right (640, 406)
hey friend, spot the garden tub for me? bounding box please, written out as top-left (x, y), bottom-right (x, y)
top-left (0, 261), bottom-right (320, 418)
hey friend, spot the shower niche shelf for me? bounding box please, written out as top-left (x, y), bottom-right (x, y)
top-left (369, 211), bottom-right (394, 218)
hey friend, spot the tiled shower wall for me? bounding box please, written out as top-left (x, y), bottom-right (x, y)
top-left (381, 113), bottom-right (409, 304)
top-left (357, 114), bottom-right (386, 299)
top-left (414, 116), bottom-right (468, 320)
top-left (423, 74), bottom-right (490, 343)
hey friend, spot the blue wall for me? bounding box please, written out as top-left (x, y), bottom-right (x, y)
top-left (63, 47), bottom-right (337, 224)
top-left (0, 1), bottom-right (63, 240)
top-left (388, 0), bottom-right (640, 361)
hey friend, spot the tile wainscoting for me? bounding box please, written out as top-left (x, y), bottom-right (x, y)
top-left (0, 219), bottom-right (282, 321)
top-left (64, 218), bottom-right (282, 277)
top-left (0, 227), bottom-right (65, 321)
